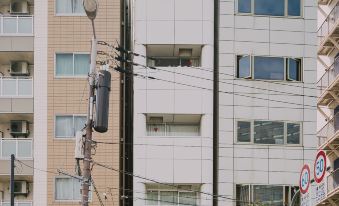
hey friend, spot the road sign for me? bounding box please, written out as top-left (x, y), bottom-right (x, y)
top-left (314, 150), bottom-right (327, 183)
top-left (300, 164), bottom-right (310, 194)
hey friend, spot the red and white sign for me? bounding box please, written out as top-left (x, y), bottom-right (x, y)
top-left (299, 164), bottom-right (310, 194)
top-left (314, 150), bottom-right (327, 183)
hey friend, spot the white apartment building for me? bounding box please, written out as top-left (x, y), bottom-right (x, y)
top-left (132, 0), bottom-right (318, 206)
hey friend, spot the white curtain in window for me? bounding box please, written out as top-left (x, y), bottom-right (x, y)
top-left (74, 54), bottom-right (90, 76)
top-left (18, 141), bottom-right (32, 158)
top-left (55, 178), bottom-right (73, 200)
top-left (3, 17), bottom-right (17, 33)
top-left (167, 125), bottom-right (200, 136)
top-left (73, 179), bottom-right (82, 200)
top-left (74, 116), bottom-right (86, 133)
top-left (73, 0), bottom-right (85, 13)
top-left (56, 54), bottom-right (73, 76)
top-left (56, 0), bottom-right (72, 14)
top-left (55, 116), bottom-right (74, 137)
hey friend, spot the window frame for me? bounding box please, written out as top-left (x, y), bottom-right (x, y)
top-left (235, 55), bottom-right (303, 82)
top-left (54, 176), bottom-right (92, 202)
top-left (54, 0), bottom-right (86, 16)
top-left (236, 0), bottom-right (304, 18)
top-left (54, 52), bottom-right (90, 78)
top-left (235, 119), bottom-right (302, 146)
top-left (145, 189), bottom-right (199, 206)
top-left (54, 114), bottom-right (87, 139)
top-left (146, 123), bottom-right (201, 137)
top-left (147, 56), bottom-right (201, 67)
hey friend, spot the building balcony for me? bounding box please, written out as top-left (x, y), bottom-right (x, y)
top-left (316, 169), bottom-right (339, 205)
top-left (0, 77), bottom-right (33, 113)
top-left (317, 60), bottom-right (339, 108)
top-left (318, 3), bottom-right (339, 56)
top-left (317, 113), bottom-right (339, 156)
top-left (0, 15), bottom-right (34, 51)
top-left (0, 202), bottom-right (32, 206)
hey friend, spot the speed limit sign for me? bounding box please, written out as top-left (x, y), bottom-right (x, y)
top-left (314, 150), bottom-right (327, 183)
top-left (299, 164), bottom-right (310, 194)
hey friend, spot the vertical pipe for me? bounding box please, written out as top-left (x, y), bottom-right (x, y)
top-left (10, 154), bottom-right (15, 206)
top-left (213, 0), bottom-right (220, 205)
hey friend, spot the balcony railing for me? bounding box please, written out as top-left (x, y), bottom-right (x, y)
top-left (317, 58), bottom-right (339, 96)
top-left (0, 15), bottom-right (33, 36)
top-left (0, 77), bottom-right (33, 97)
top-left (0, 202), bottom-right (32, 206)
top-left (0, 138), bottom-right (33, 159)
top-left (317, 113), bottom-right (339, 147)
top-left (318, 3), bottom-right (339, 45)
top-left (327, 168), bottom-right (339, 195)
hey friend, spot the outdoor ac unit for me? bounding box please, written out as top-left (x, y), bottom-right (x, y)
top-left (10, 0), bottom-right (29, 14)
top-left (13, 181), bottom-right (28, 195)
top-left (10, 120), bottom-right (29, 137)
top-left (10, 61), bottom-right (29, 76)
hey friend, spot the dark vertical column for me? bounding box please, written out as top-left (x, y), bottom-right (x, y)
top-left (10, 154), bottom-right (15, 206)
top-left (213, 0), bottom-right (220, 205)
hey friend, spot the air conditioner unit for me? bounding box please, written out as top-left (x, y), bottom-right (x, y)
top-left (10, 61), bottom-right (29, 76)
top-left (10, 0), bottom-right (29, 14)
top-left (10, 120), bottom-right (29, 137)
top-left (13, 181), bottom-right (28, 195)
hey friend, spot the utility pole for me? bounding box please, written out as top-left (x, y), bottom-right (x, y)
top-left (10, 154), bottom-right (15, 206)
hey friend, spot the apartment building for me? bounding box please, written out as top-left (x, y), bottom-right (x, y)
top-left (218, 0), bottom-right (317, 205)
top-left (316, 0), bottom-right (339, 205)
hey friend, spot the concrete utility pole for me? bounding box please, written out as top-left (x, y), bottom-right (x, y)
top-left (82, 0), bottom-right (98, 205)
top-left (10, 154), bottom-right (15, 206)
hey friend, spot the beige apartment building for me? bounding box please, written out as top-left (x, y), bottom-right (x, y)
top-left (0, 0), bottom-right (120, 205)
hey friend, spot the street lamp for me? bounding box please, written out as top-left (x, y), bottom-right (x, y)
top-left (83, 0), bottom-right (98, 38)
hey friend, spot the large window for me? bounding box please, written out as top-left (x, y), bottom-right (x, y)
top-left (236, 184), bottom-right (298, 206)
top-left (55, 115), bottom-right (86, 138)
top-left (146, 189), bottom-right (197, 205)
top-left (238, 0), bottom-right (301, 16)
top-left (147, 57), bottom-right (200, 67)
top-left (56, 0), bottom-right (85, 15)
top-left (55, 177), bottom-right (91, 200)
top-left (236, 120), bottom-right (301, 145)
top-left (147, 124), bottom-right (200, 136)
top-left (237, 55), bottom-right (302, 81)
top-left (55, 53), bottom-right (90, 77)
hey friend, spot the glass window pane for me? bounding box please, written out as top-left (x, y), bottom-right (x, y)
top-left (3, 18), bottom-right (17, 33)
top-left (74, 116), bottom-right (86, 133)
top-left (73, 0), bottom-right (85, 13)
top-left (73, 179), bottom-right (82, 200)
top-left (254, 56), bottom-right (284, 80)
top-left (18, 17), bottom-right (32, 33)
top-left (74, 54), bottom-right (90, 76)
top-left (56, 0), bottom-right (72, 14)
top-left (254, 121), bottom-right (284, 144)
top-left (147, 191), bottom-right (158, 205)
top-left (236, 185), bottom-right (250, 206)
top-left (288, 0), bottom-right (301, 16)
top-left (17, 141), bottom-right (32, 158)
top-left (237, 121), bottom-right (251, 142)
top-left (2, 140), bottom-right (16, 158)
top-left (147, 124), bottom-right (166, 136)
top-left (18, 203), bottom-right (32, 206)
top-left (55, 178), bottom-right (73, 200)
top-left (237, 56), bottom-right (251, 78)
top-left (179, 192), bottom-right (196, 205)
top-left (167, 125), bottom-right (200, 136)
top-left (253, 185), bottom-right (283, 206)
top-left (55, 116), bottom-right (74, 137)
top-left (155, 58), bottom-right (180, 67)
top-left (3, 79), bottom-right (17, 96)
top-left (238, 0), bottom-right (251, 13)
top-left (18, 79), bottom-right (32, 96)
top-left (288, 58), bottom-right (301, 81)
top-left (56, 53), bottom-right (73, 76)
top-left (160, 191), bottom-right (177, 205)
top-left (254, 0), bottom-right (285, 16)
top-left (287, 123), bottom-right (300, 144)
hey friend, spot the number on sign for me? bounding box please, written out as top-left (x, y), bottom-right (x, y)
top-left (316, 158), bottom-right (324, 176)
top-left (302, 171), bottom-right (309, 188)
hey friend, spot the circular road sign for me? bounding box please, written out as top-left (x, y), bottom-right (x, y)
top-left (299, 164), bottom-right (310, 194)
top-left (314, 150), bottom-right (327, 183)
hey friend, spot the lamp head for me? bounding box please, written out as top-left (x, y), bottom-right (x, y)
top-left (83, 0), bottom-right (98, 20)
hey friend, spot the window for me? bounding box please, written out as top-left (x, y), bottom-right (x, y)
top-left (236, 184), bottom-right (298, 206)
top-left (236, 55), bottom-right (302, 81)
top-left (55, 177), bottom-right (91, 200)
top-left (238, 0), bottom-right (301, 16)
top-left (148, 57), bottom-right (200, 67)
top-left (55, 115), bottom-right (86, 138)
top-left (236, 120), bottom-right (301, 145)
top-left (147, 124), bottom-right (200, 136)
top-left (56, 0), bottom-right (85, 15)
top-left (146, 190), bottom-right (197, 206)
top-left (55, 53), bottom-right (90, 77)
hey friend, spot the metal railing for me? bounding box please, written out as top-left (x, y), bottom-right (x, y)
top-left (317, 113), bottom-right (339, 147)
top-left (318, 3), bottom-right (339, 45)
top-left (0, 15), bottom-right (33, 36)
top-left (0, 202), bottom-right (33, 206)
top-left (317, 58), bottom-right (339, 96)
top-left (327, 168), bottom-right (339, 195)
top-left (0, 77), bottom-right (33, 97)
top-left (0, 138), bottom-right (33, 159)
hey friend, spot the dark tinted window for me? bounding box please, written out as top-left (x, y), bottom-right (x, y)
top-left (287, 123), bottom-right (300, 144)
top-left (237, 56), bottom-right (251, 78)
top-left (254, 121), bottom-right (284, 144)
top-left (254, 56), bottom-right (284, 80)
top-left (288, 0), bottom-right (301, 16)
top-left (254, 0), bottom-right (285, 16)
top-left (238, 0), bottom-right (251, 13)
top-left (287, 58), bottom-right (301, 81)
top-left (237, 121), bottom-right (251, 142)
